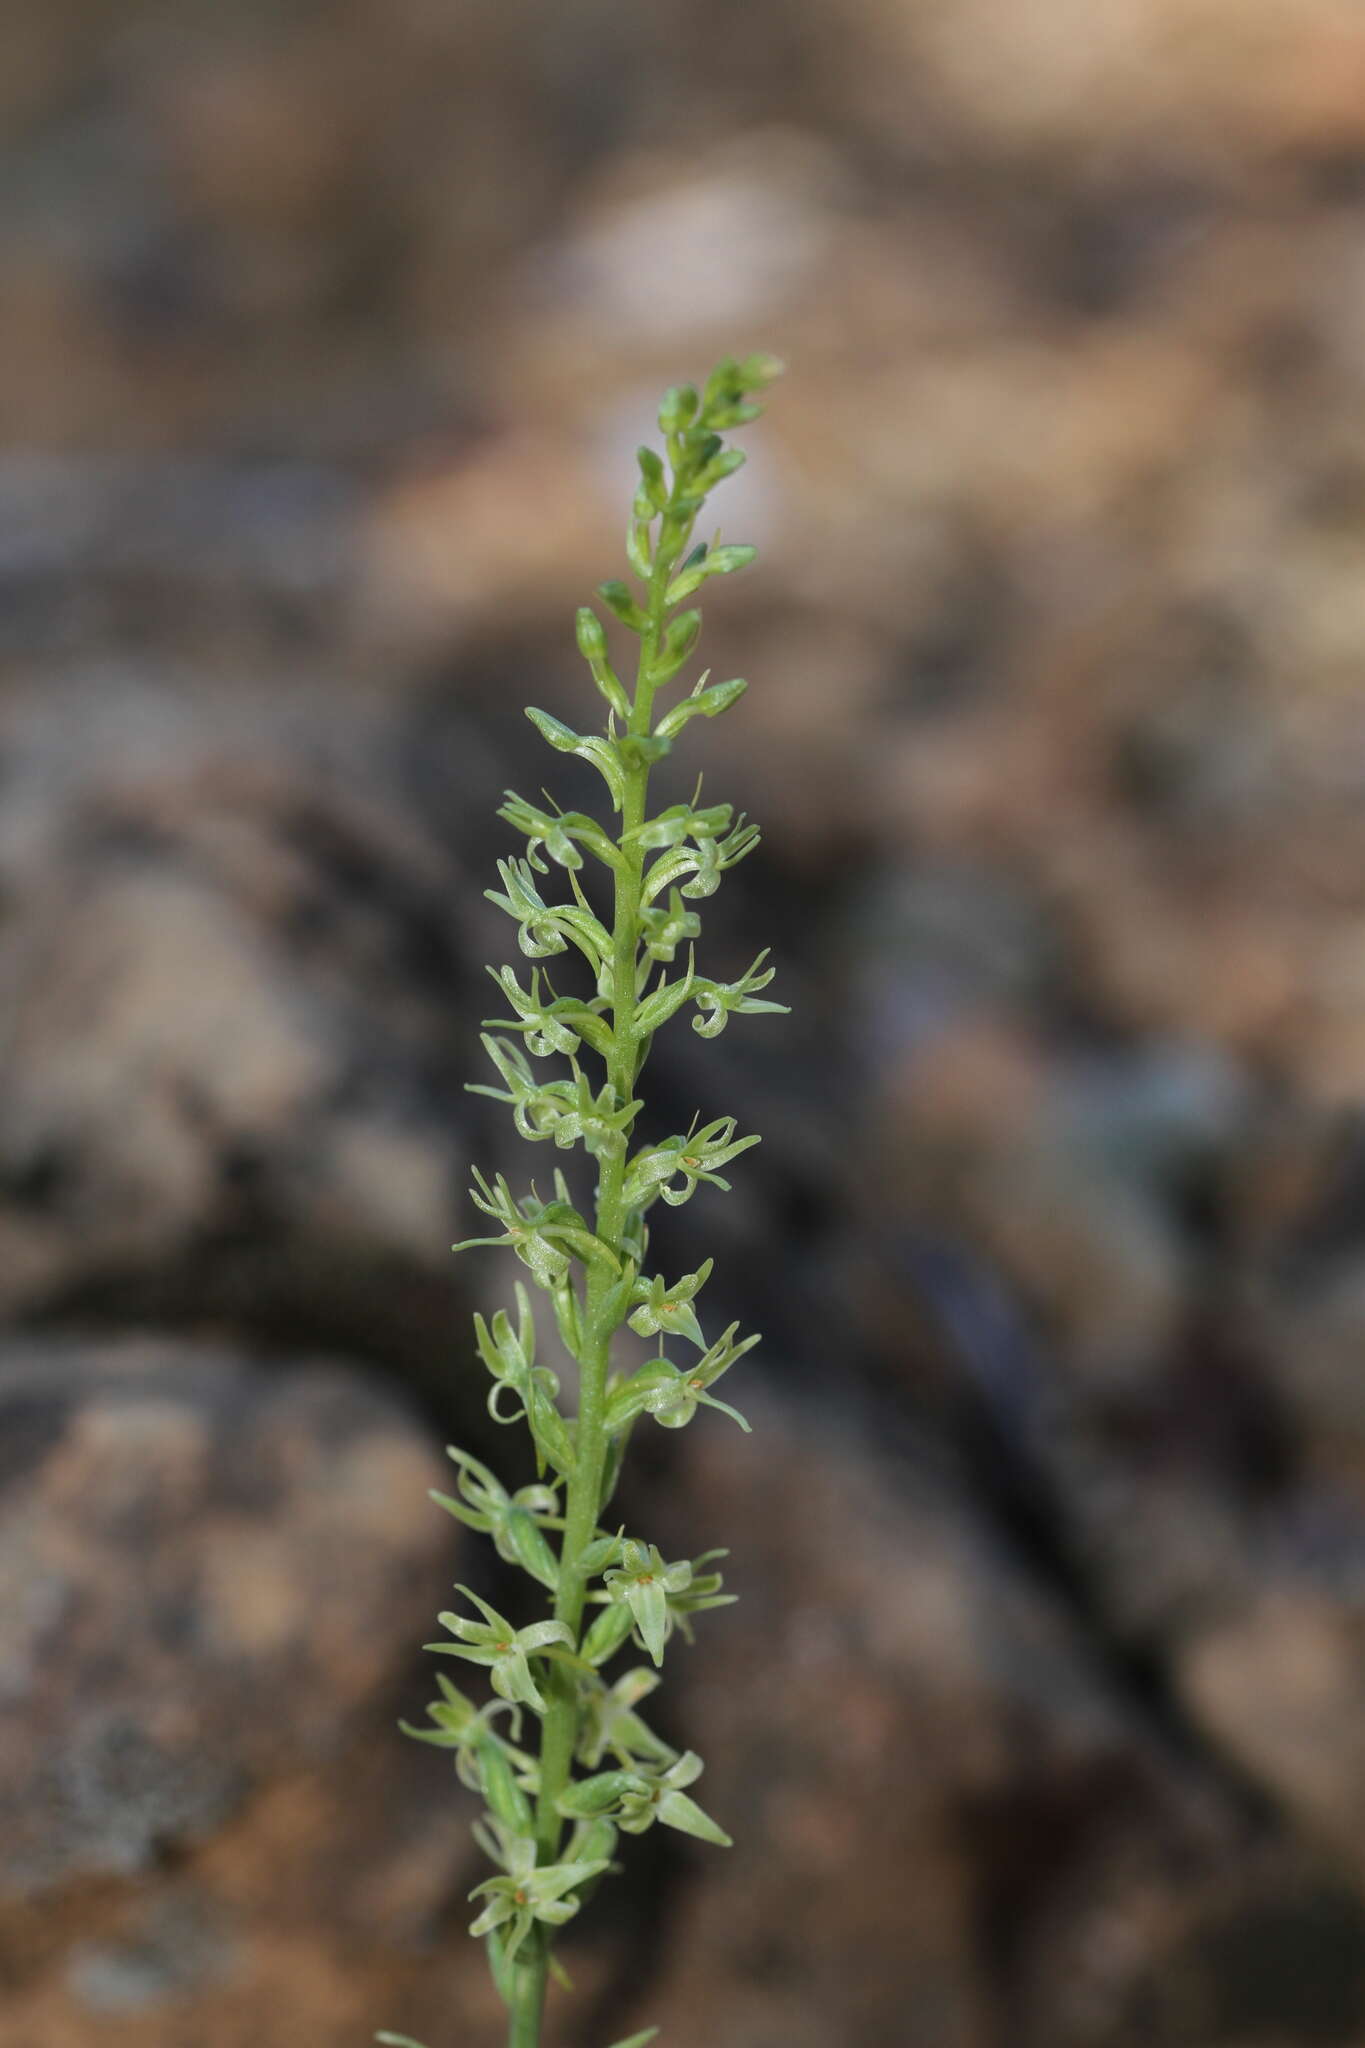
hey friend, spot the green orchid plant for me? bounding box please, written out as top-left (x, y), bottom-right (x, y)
top-left (380, 353), bottom-right (785, 2048)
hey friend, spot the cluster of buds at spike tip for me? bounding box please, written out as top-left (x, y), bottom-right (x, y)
top-left (380, 353), bottom-right (786, 2048)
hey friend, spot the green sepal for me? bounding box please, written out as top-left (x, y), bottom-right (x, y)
top-left (627, 1259), bottom-right (714, 1351)
top-left (576, 606), bottom-right (632, 720)
top-left (604, 2032), bottom-right (660, 2048)
top-left (626, 518), bottom-right (652, 582)
top-left (692, 949), bottom-right (788, 1036)
top-left (458, 1172), bottom-right (620, 1286)
top-left (634, 953), bottom-right (697, 1039)
top-left (576, 1666), bottom-right (676, 1772)
top-left (705, 543), bottom-right (759, 576)
top-left (524, 708), bottom-right (628, 811)
top-left (486, 856), bottom-right (614, 967)
top-left (598, 579), bottom-right (647, 633)
top-left (616, 733), bottom-right (672, 775)
top-left (469, 1851), bottom-right (610, 1959)
top-left (664, 542), bottom-right (757, 605)
top-left (640, 811), bottom-right (760, 904)
top-left (638, 889), bottom-right (701, 963)
top-left (597, 1421), bottom-right (631, 1517)
top-left (655, 1789), bottom-right (733, 1848)
top-left (557, 1770), bottom-right (638, 1819)
top-left (428, 1445), bottom-right (562, 1591)
top-left (654, 677), bottom-right (747, 741)
top-left (621, 1120), bottom-right (760, 1210)
top-left (605, 1354), bottom-right (752, 1436)
top-left (696, 445), bottom-right (746, 490)
top-left (483, 963), bottom-right (614, 1061)
top-left (552, 1749), bottom-right (733, 1847)
top-left (502, 1504), bottom-right (562, 1589)
top-left (706, 400), bottom-right (762, 428)
top-left (496, 794), bottom-right (620, 876)
top-left (526, 1385), bottom-right (576, 1482)
top-left (550, 1271), bottom-right (585, 1361)
top-left (471, 1036), bottom-right (641, 1158)
top-left (577, 1530), bottom-right (624, 1576)
top-left (485, 1925), bottom-right (517, 2009)
top-left (523, 706), bottom-right (577, 751)
top-left (580, 1598), bottom-right (635, 1668)
top-left (601, 1541), bottom-right (690, 1668)
top-left (658, 384), bottom-right (699, 434)
top-left (627, 800), bottom-right (734, 853)
top-left (630, 1577), bottom-right (667, 1666)
top-left (635, 445), bottom-right (667, 511)
top-left (430, 1588), bottom-right (573, 1713)
top-left (376, 2034), bottom-right (430, 2046)
top-left (567, 1815), bottom-right (620, 1869)
top-left (651, 608), bottom-right (702, 684)
top-left (594, 1259), bottom-right (640, 1338)
top-left (734, 350), bottom-right (785, 389)
top-left (477, 1733), bottom-right (535, 1835)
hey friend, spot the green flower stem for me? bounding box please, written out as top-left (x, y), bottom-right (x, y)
top-left (516, 475), bottom-right (680, 2043)
top-left (508, 1938), bottom-right (548, 2048)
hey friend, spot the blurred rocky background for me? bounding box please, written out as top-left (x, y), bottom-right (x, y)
top-left (4, 2), bottom-right (1365, 2044)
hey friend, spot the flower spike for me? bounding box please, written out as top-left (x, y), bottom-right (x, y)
top-left (385, 354), bottom-right (785, 2047)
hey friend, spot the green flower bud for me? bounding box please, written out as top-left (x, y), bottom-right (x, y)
top-left (658, 383), bottom-right (699, 434)
top-left (581, 1599), bottom-right (635, 1668)
top-left (575, 606), bottom-right (607, 663)
top-left (598, 579), bottom-right (647, 633)
top-left (635, 445), bottom-right (667, 511)
top-left (652, 607), bottom-right (702, 683)
top-left (477, 1734), bottom-right (534, 1835)
top-left (736, 350), bottom-right (785, 389)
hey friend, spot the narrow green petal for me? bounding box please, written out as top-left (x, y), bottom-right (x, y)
top-left (629, 1579), bottom-right (669, 1667)
top-left (655, 1789), bottom-right (733, 1848)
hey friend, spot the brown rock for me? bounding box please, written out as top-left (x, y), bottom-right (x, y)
top-left (604, 1402), bottom-right (1328, 2048)
top-left (0, 1332), bottom-right (449, 1899)
top-left (0, 673), bottom-right (474, 1381)
top-left (1177, 1571), bottom-right (1365, 1880)
top-left (0, 1331), bottom-right (506, 2048)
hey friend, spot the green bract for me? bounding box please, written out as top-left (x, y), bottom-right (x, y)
top-left (380, 353), bottom-right (785, 2048)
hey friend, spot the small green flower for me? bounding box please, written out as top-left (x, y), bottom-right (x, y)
top-left (495, 793), bottom-right (620, 876)
top-left (486, 854), bottom-right (613, 970)
top-left (691, 948), bottom-right (788, 1038)
top-left (606, 1320), bottom-right (760, 1435)
top-left (457, 1172), bottom-right (618, 1290)
top-left (640, 809), bottom-right (761, 904)
top-left (468, 1831), bottom-right (609, 1963)
top-left (557, 1750), bottom-right (732, 1848)
top-left (462, 1275), bottom-right (576, 1477)
top-left (660, 1550), bottom-right (735, 1646)
top-left (600, 1541), bottom-right (689, 1666)
top-left (627, 1259), bottom-right (713, 1350)
top-left (398, 1672), bottom-right (536, 1800)
top-left (429, 1447), bottom-right (563, 1591)
top-left (483, 962), bottom-right (614, 1061)
top-left (626, 799), bottom-right (736, 853)
top-left (622, 1117), bottom-right (760, 1210)
top-left (638, 887), bottom-right (701, 963)
top-left (428, 1587), bottom-right (573, 1713)
top-left (576, 1666), bottom-right (676, 1772)
top-left (469, 1037), bottom-right (643, 1157)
